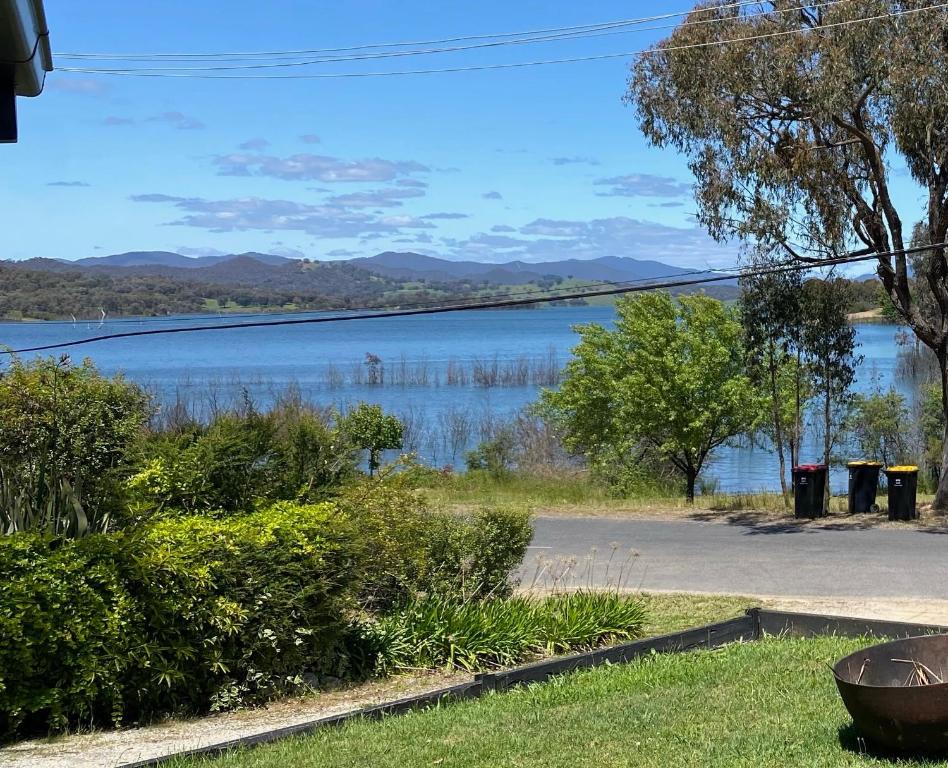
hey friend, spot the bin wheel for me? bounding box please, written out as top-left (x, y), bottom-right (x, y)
top-left (870, 503), bottom-right (881, 514)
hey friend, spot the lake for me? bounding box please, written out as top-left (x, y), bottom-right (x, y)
top-left (0, 307), bottom-right (909, 493)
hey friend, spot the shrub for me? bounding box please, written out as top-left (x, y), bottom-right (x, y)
top-left (337, 474), bottom-right (533, 609)
top-left (335, 474), bottom-right (432, 611)
top-left (465, 426), bottom-right (517, 477)
top-left (0, 356), bottom-right (151, 530)
top-left (0, 503), bottom-right (361, 738)
top-left (423, 505), bottom-right (534, 601)
top-left (129, 413), bottom-right (275, 514)
top-left (267, 402), bottom-right (356, 499)
top-left (365, 592), bottom-right (646, 674)
top-left (130, 405), bottom-right (356, 515)
top-left (0, 533), bottom-right (136, 737)
top-left (123, 502), bottom-right (360, 716)
top-left (847, 387), bottom-right (911, 466)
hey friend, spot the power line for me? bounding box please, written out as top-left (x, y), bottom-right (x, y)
top-left (55, 0), bottom-right (774, 61)
top-left (55, 0), bottom-right (854, 73)
top-left (58, 3), bottom-right (948, 80)
top-left (2, 243), bottom-right (938, 356)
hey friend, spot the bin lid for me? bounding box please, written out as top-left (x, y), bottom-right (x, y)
top-left (847, 460), bottom-right (882, 467)
top-left (885, 465), bottom-right (919, 473)
top-left (794, 464), bottom-right (827, 471)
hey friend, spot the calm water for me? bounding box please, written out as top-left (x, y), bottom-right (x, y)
top-left (0, 308), bottom-right (906, 493)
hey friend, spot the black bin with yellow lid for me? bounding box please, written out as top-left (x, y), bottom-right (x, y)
top-left (884, 465), bottom-right (919, 521)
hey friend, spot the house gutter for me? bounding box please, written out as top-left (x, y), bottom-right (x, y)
top-left (0, 0), bottom-right (53, 141)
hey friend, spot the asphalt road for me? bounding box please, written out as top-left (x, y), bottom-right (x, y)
top-left (522, 516), bottom-right (948, 598)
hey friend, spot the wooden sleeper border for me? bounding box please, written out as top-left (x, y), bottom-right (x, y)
top-left (118, 608), bottom-right (948, 768)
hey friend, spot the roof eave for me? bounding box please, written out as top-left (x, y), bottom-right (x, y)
top-left (2, 0), bottom-right (53, 97)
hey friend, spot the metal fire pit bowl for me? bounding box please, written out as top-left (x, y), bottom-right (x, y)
top-left (834, 634), bottom-right (948, 754)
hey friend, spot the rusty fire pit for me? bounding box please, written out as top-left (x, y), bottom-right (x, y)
top-left (834, 634), bottom-right (948, 754)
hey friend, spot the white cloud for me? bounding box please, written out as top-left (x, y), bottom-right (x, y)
top-left (131, 193), bottom-right (436, 238)
top-left (213, 152), bottom-right (429, 182)
top-left (148, 111), bottom-right (206, 130)
top-left (594, 173), bottom-right (692, 198)
top-left (446, 216), bottom-right (739, 266)
top-left (552, 156), bottom-right (600, 166)
top-left (239, 137), bottom-right (270, 151)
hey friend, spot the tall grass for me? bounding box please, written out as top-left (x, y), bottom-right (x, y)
top-left (365, 592), bottom-right (646, 673)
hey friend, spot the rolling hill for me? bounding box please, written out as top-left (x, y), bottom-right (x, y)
top-left (349, 252), bottom-right (698, 285)
top-left (0, 249), bottom-right (738, 320)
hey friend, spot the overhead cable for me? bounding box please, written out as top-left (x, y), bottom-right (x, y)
top-left (55, 0), bottom-right (854, 72)
top-left (57, 3), bottom-right (947, 79)
top-left (55, 0), bottom-right (777, 61)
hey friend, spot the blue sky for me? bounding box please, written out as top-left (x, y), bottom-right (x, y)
top-left (5, 1), bottom-right (926, 268)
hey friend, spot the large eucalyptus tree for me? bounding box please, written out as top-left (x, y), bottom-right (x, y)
top-left (629, 0), bottom-right (948, 508)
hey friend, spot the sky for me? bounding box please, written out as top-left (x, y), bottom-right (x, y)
top-left (5, 1), bottom-right (928, 269)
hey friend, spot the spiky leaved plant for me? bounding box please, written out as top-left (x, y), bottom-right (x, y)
top-left (0, 464), bottom-right (93, 538)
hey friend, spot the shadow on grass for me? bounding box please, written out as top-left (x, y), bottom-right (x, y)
top-left (837, 723), bottom-right (947, 765)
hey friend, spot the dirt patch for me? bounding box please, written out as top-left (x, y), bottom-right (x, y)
top-left (762, 595), bottom-right (948, 627)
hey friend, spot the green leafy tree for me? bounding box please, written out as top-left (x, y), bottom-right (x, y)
top-left (629, 1), bottom-right (948, 510)
top-left (801, 278), bottom-right (862, 512)
top-left (739, 258), bottom-right (807, 498)
top-left (542, 292), bottom-right (760, 502)
top-left (0, 356), bottom-right (151, 531)
top-left (848, 387), bottom-right (910, 467)
top-left (339, 403), bottom-right (404, 475)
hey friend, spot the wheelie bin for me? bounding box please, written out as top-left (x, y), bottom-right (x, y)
top-left (847, 461), bottom-right (882, 514)
top-left (884, 465), bottom-right (919, 521)
top-left (792, 464), bottom-right (828, 519)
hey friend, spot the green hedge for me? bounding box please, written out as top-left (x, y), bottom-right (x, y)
top-left (0, 503), bottom-right (359, 738)
top-left (336, 477), bottom-right (533, 609)
top-left (0, 533), bottom-right (134, 736)
top-left (0, 496), bottom-right (533, 739)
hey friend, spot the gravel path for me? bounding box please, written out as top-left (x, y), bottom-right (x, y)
top-left (0, 672), bottom-right (469, 768)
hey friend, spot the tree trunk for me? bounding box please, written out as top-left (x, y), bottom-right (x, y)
top-left (685, 467), bottom-right (696, 504)
top-left (791, 347), bottom-right (803, 470)
top-left (768, 347), bottom-right (789, 503)
top-left (823, 363), bottom-right (832, 516)
top-left (933, 349), bottom-right (948, 511)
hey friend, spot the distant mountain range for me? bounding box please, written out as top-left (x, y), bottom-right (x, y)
top-left (73, 251), bottom-right (292, 269)
top-left (26, 250), bottom-right (703, 287)
top-left (349, 252), bottom-right (698, 285)
top-left (0, 250), bottom-right (739, 321)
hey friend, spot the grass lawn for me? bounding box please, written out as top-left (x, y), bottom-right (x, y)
top-left (169, 635), bottom-right (946, 768)
top-left (637, 592), bottom-right (757, 636)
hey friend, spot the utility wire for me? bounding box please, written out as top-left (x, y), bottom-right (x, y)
top-left (2, 243), bottom-right (938, 356)
top-left (58, 3), bottom-right (948, 79)
top-left (55, 0), bottom-right (774, 60)
top-left (55, 0), bottom-right (854, 73)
